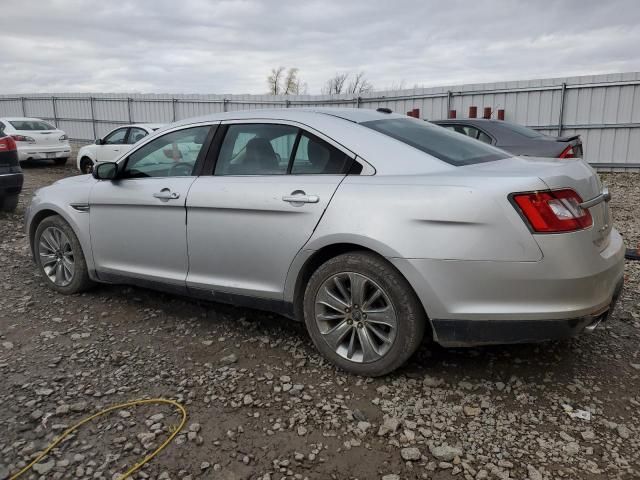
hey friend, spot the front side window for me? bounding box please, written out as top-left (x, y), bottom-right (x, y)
top-left (215, 124), bottom-right (298, 175)
top-left (362, 118), bottom-right (509, 166)
top-left (122, 126), bottom-right (210, 178)
top-left (103, 128), bottom-right (128, 145)
top-left (9, 120), bottom-right (55, 131)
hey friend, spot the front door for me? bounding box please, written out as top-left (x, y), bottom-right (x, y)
top-left (89, 125), bottom-right (214, 288)
top-left (186, 122), bottom-right (355, 299)
top-left (97, 127), bottom-right (129, 162)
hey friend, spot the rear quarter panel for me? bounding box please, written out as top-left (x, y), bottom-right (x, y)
top-left (305, 174), bottom-right (545, 262)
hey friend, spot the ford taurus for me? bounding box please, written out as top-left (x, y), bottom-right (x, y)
top-left (25, 108), bottom-right (624, 376)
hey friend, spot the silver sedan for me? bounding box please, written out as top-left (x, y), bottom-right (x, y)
top-left (25, 108), bottom-right (625, 376)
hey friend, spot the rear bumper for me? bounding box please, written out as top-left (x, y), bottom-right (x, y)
top-left (17, 144), bottom-right (71, 161)
top-left (0, 172), bottom-right (24, 197)
top-left (431, 277), bottom-right (623, 346)
top-left (391, 227), bottom-right (626, 346)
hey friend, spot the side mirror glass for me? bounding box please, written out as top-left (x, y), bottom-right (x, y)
top-left (93, 162), bottom-right (118, 180)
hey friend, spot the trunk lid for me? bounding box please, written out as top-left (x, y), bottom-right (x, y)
top-left (465, 156), bottom-right (611, 249)
top-left (22, 129), bottom-right (65, 148)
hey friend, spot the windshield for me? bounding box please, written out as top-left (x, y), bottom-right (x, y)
top-left (9, 120), bottom-right (55, 131)
top-left (361, 118), bottom-right (510, 166)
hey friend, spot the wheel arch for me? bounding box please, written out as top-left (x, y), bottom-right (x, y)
top-left (28, 206), bottom-right (96, 279)
top-left (289, 242), bottom-right (434, 340)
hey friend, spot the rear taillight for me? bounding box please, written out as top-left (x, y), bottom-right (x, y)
top-left (11, 134), bottom-right (35, 142)
top-left (0, 136), bottom-right (17, 151)
top-left (512, 189), bottom-right (592, 233)
top-left (559, 145), bottom-right (576, 158)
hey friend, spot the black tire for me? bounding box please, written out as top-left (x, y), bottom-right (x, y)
top-left (34, 215), bottom-right (93, 294)
top-left (1, 194), bottom-right (19, 212)
top-left (54, 157), bottom-right (68, 165)
top-left (303, 252), bottom-right (426, 376)
top-left (80, 157), bottom-right (94, 174)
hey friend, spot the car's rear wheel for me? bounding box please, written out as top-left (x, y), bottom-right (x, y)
top-left (54, 157), bottom-right (68, 165)
top-left (34, 215), bottom-right (93, 294)
top-left (303, 252), bottom-right (426, 376)
top-left (1, 194), bottom-right (19, 212)
top-left (80, 157), bottom-right (94, 174)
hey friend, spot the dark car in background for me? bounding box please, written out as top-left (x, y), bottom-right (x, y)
top-left (0, 129), bottom-right (24, 211)
top-left (433, 118), bottom-right (583, 159)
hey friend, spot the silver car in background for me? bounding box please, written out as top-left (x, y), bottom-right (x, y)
top-left (25, 108), bottom-right (624, 376)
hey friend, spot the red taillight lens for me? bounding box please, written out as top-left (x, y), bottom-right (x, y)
top-left (559, 145), bottom-right (576, 158)
top-left (11, 134), bottom-right (35, 142)
top-left (512, 189), bottom-right (592, 233)
top-left (0, 136), bottom-right (17, 151)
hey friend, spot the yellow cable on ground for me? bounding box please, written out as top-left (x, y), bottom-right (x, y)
top-left (10, 398), bottom-right (187, 480)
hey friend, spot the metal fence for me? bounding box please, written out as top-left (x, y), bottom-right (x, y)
top-left (1, 71), bottom-right (640, 169)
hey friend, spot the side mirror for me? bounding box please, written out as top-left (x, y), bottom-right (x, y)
top-left (93, 162), bottom-right (118, 180)
top-left (95, 138), bottom-right (104, 145)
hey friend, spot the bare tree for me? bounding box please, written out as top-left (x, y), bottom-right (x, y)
top-left (322, 73), bottom-right (349, 94)
top-left (267, 66), bottom-right (286, 95)
top-left (283, 68), bottom-right (302, 95)
top-left (346, 72), bottom-right (373, 94)
top-left (267, 67), bottom-right (306, 95)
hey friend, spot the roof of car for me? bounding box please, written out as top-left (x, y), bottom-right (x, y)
top-left (170, 107), bottom-right (407, 128)
top-left (433, 118), bottom-right (508, 125)
top-left (0, 117), bottom-right (53, 122)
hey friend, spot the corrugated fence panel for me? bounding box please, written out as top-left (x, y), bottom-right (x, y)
top-left (1, 72), bottom-right (639, 167)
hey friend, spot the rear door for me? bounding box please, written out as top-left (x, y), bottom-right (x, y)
top-left (97, 127), bottom-right (129, 162)
top-left (185, 121), bottom-right (356, 299)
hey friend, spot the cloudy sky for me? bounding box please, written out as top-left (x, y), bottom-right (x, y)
top-left (1, 0), bottom-right (639, 94)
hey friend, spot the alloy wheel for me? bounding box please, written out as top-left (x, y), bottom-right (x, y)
top-left (314, 272), bottom-right (397, 363)
top-left (38, 226), bottom-right (75, 287)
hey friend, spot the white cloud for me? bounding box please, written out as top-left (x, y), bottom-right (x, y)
top-left (0, 0), bottom-right (638, 94)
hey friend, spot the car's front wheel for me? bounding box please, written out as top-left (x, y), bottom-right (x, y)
top-left (79, 157), bottom-right (94, 174)
top-left (303, 252), bottom-right (426, 376)
top-left (34, 215), bottom-right (93, 294)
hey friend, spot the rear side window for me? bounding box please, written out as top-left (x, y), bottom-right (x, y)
top-left (291, 132), bottom-right (352, 174)
top-left (214, 124), bottom-right (355, 175)
top-left (9, 120), bottom-right (55, 131)
top-left (361, 118), bottom-right (510, 166)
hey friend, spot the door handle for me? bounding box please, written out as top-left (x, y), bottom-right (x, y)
top-left (153, 189), bottom-right (180, 200)
top-left (282, 194), bottom-right (319, 204)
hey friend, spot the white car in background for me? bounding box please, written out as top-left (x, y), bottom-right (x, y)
top-left (0, 117), bottom-right (71, 165)
top-left (76, 124), bottom-right (164, 173)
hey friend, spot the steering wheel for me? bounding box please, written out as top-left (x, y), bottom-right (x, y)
top-left (169, 162), bottom-right (194, 177)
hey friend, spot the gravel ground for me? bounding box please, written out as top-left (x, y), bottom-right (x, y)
top-left (0, 160), bottom-right (639, 480)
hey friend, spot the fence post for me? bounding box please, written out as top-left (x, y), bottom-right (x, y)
top-left (52, 96), bottom-right (58, 127)
top-left (21, 97), bottom-right (26, 116)
top-left (557, 82), bottom-right (567, 136)
top-left (446, 90), bottom-right (452, 119)
top-left (356, 96), bottom-right (362, 108)
top-left (172, 98), bottom-right (177, 122)
top-left (223, 98), bottom-right (229, 112)
top-left (285, 99), bottom-right (291, 108)
top-left (127, 97), bottom-right (133, 123)
top-left (89, 97), bottom-right (97, 140)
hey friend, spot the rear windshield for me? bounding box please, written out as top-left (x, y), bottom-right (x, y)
top-left (9, 120), bottom-right (55, 131)
top-left (500, 122), bottom-right (543, 138)
top-left (361, 118), bottom-right (510, 166)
